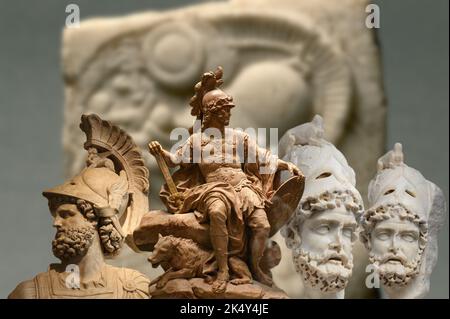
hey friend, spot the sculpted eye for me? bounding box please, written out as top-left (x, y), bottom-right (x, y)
top-left (405, 190), bottom-right (416, 198)
top-left (315, 225), bottom-right (330, 234)
top-left (401, 233), bottom-right (418, 242)
top-left (384, 189), bottom-right (395, 195)
top-left (376, 231), bottom-right (390, 241)
top-left (60, 210), bottom-right (73, 219)
top-left (316, 172), bottom-right (332, 179)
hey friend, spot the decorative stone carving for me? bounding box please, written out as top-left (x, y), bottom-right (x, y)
top-left (360, 143), bottom-right (447, 298)
top-left (134, 67), bottom-right (304, 298)
top-left (61, 0), bottom-right (385, 297)
top-left (280, 115), bottom-right (364, 298)
top-left (8, 114), bottom-right (150, 299)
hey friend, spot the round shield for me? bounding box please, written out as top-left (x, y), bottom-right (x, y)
top-left (267, 175), bottom-right (305, 237)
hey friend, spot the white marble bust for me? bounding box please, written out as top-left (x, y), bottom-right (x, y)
top-left (360, 143), bottom-right (446, 298)
top-left (280, 115), bottom-right (364, 298)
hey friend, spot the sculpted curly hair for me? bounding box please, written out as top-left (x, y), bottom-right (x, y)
top-left (97, 215), bottom-right (123, 256)
top-left (48, 196), bottom-right (123, 256)
top-left (281, 189), bottom-right (363, 248)
top-left (359, 203), bottom-right (428, 251)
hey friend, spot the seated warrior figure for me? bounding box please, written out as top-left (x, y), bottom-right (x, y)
top-left (148, 67), bottom-right (302, 293)
top-left (9, 114), bottom-right (150, 299)
top-left (360, 143), bottom-right (446, 299)
top-left (280, 115), bottom-right (364, 299)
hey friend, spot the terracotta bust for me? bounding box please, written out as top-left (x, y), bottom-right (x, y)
top-left (9, 114), bottom-right (150, 299)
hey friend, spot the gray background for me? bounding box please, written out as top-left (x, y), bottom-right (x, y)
top-left (0, 0), bottom-right (448, 298)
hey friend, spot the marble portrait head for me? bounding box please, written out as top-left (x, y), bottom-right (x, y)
top-left (360, 143), bottom-right (446, 298)
top-left (281, 115), bottom-right (364, 295)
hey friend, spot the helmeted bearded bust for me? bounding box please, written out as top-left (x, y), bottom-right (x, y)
top-left (9, 114), bottom-right (150, 299)
top-left (280, 115), bottom-right (364, 299)
top-left (360, 143), bottom-right (446, 299)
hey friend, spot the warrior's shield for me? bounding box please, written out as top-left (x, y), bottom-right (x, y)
top-left (267, 175), bottom-right (305, 237)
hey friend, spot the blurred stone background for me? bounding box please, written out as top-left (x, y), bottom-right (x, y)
top-left (0, 0), bottom-right (448, 298)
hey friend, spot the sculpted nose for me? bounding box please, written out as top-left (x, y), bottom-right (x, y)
top-left (388, 246), bottom-right (399, 254)
top-left (389, 236), bottom-right (399, 253)
top-left (328, 241), bottom-right (342, 252)
top-left (328, 229), bottom-right (343, 251)
top-left (53, 216), bottom-right (63, 228)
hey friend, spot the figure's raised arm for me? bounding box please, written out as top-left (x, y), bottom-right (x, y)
top-left (148, 141), bottom-right (179, 168)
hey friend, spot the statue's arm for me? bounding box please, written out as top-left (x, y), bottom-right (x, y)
top-left (149, 138), bottom-right (193, 168)
top-left (276, 159), bottom-right (302, 176)
top-left (8, 279), bottom-right (37, 299)
top-left (160, 149), bottom-right (182, 168)
top-left (148, 141), bottom-right (187, 167)
top-left (244, 132), bottom-right (302, 176)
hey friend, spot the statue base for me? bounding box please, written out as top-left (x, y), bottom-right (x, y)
top-left (150, 278), bottom-right (288, 299)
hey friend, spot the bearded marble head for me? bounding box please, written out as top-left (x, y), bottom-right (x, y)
top-left (360, 143), bottom-right (446, 298)
top-left (280, 116), bottom-right (364, 294)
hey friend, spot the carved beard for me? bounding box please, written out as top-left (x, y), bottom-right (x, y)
top-left (52, 226), bottom-right (95, 261)
top-left (369, 252), bottom-right (421, 287)
top-left (293, 249), bottom-right (353, 293)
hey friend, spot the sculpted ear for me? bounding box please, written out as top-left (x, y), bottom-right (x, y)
top-left (158, 233), bottom-right (163, 239)
top-left (280, 224), bottom-right (301, 250)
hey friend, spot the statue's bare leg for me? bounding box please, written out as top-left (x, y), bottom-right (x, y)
top-left (208, 199), bottom-right (230, 294)
top-left (248, 208), bottom-right (273, 286)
